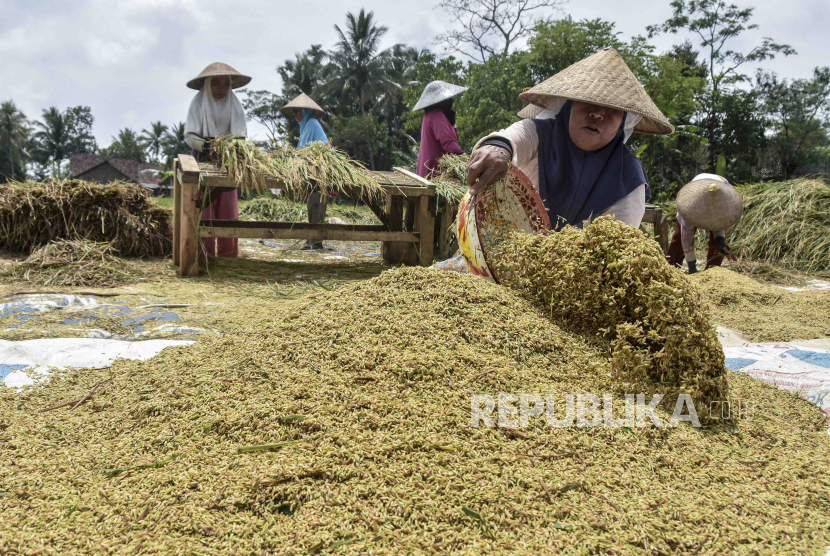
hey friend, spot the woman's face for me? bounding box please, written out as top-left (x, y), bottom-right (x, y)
top-left (293, 109), bottom-right (303, 122)
top-left (210, 76), bottom-right (231, 100)
top-left (568, 101), bottom-right (624, 151)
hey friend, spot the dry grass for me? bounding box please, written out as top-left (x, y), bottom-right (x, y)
top-left (1, 239), bottom-right (154, 287)
top-left (0, 179), bottom-right (172, 257)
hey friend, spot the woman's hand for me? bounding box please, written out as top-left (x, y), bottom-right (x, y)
top-left (466, 146), bottom-right (511, 195)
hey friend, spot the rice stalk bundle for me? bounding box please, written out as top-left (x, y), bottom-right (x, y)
top-left (730, 178), bottom-right (830, 272)
top-left (2, 267), bottom-right (829, 554)
top-left (0, 180), bottom-right (172, 257)
top-left (490, 216), bottom-right (729, 412)
top-left (430, 154), bottom-right (470, 204)
top-left (269, 143), bottom-right (382, 198)
top-left (2, 239), bottom-right (142, 287)
top-left (211, 135), bottom-right (273, 192)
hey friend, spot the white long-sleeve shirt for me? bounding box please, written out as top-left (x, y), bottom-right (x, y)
top-left (474, 120), bottom-right (647, 228)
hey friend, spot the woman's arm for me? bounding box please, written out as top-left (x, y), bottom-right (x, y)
top-left (185, 132), bottom-right (205, 152)
top-left (597, 184), bottom-right (646, 228)
top-left (467, 120), bottom-right (539, 193)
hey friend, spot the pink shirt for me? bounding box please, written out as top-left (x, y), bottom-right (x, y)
top-left (416, 109), bottom-right (464, 178)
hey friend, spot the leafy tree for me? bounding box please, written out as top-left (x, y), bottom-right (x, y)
top-left (63, 106), bottom-right (97, 155)
top-left (141, 121), bottom-right (168, 164)
top-left (242, 90), bottom-right (285, 144)
top-left (648, 0), bottom-right (795, 166)
top-left (757, 66), bottom-right (830, 178)
top-left (527, 17), bottom-right (624, 82)
top-left (0, 101), bottom-right (29, 181)
top-left (327, 9), bottom-right (393, 169)
top-left (102, 129), bottom-right (146, 162)
top-left (436, 0), bottom-right (565, 62)
top-left (456, 51), bottom-right (533, 150)
top-left (28, 105), bottom-right (97, 178)
top-left (162, 122), bottom-right (191, 169)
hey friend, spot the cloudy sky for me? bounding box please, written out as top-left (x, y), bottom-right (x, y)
top-left (1, 0), bottom-right (827, 146)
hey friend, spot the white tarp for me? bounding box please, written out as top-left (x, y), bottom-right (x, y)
top-left (724, 343), bottom-right (830, 420)
top-left (0, 338), bottom-right (194, 387)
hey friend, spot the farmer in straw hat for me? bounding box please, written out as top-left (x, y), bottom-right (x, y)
top-left (184, 62), bottom-right (251, 258)
top-left (413, 81), bottom-right (468, 178)
top-left (667, 173), bottom-right (742, 273)
top-left (281, 93), bottom-right (330, 250)
top-left (466, 47), bottom-right (674, 229)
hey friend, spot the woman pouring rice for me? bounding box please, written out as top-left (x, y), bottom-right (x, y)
top-left (184, 62), bottom-right (251, 258)
top-left (466, 47), bottom-right (674, 229)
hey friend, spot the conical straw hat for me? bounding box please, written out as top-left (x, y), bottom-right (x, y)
top-left (676, 179), bottom-right (743, 231)
top-left (517, 103), bottom-right (544, 119)
top-left (412, 81), bottom-right (468, 111)
top-left (187, 62), bottom-right (251, 90)
top-left (519, 47), bottom-right (674, 136)
top-left (280, 93), bottom-right (326, 118)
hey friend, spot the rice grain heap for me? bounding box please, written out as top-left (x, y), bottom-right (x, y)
top-left (490, 216), bottom-right (729, 412)
top-left (0, 179), bottom-right (172, 257)
top-left (690, 266), bottom-right (830, 342)
top-left (1, 239), bottom-right (145, 287)
top-left (1, 267), bottom-right (829, 555)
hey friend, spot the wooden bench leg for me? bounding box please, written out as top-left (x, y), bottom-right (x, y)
top-left (417, 195), bottom-right (435, 266)
top-left (382, 195), bottom-right (419, 265)
top-left (172, 159), bottom-right (181, 267)
top-left (179, 178), bottom-right (200, 277)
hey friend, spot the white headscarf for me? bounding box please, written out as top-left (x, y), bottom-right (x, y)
top-left (185, 77), bottom-right (248, 139)
top-left (534, 97), bottom-right (641, 144)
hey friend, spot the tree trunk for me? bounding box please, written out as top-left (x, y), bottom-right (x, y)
top-left (359, 90), bottom-right (376, 171)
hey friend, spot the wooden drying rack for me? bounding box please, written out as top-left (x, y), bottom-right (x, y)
top-left (172, 154), bottom-right (436, 277)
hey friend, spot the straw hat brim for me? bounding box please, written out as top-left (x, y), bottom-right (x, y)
top-left (187, 62), bottom-right (251, 90)
top-left (518, 47), bottom-right (674, 136)
top-left (676, 179), bottom-right (744, 231)
top-left (280, 93), bottom-right (326, 118)
top-left (517, 103), bottom-right (544, 119)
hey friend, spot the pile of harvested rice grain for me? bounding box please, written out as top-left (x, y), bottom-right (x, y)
top-left (0, 179), bottom-right (172, 257)
top-left (491, 216), bottom-right (729, 413)
top-left (2, 267), bottom-right (829, 555)
top-left (690, 266), bottom-right (830, 342)
top-left (1, 239), bottom-right (146, 287)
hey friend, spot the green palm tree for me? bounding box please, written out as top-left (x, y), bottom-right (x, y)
top-left (142, 121), bottom-right (168, 164)
top-left (0, 101), bottom-right (29, 181)
top-left (31, 107), bottom-right (70, 178)
top-left (104, 129), bottom-right (145, 162)
top-left (327, 9), bottom-right (391, 169)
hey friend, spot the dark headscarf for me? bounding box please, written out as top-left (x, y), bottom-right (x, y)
top-left (430, 98), bottom-right (456, 126)
top-left (533, 101), bottom-right (649, 228)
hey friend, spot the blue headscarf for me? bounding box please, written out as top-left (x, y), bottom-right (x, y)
top-left (297, 108), bottom-right (328, 148)
top-left (533, 101), bottom-right (649, 229)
